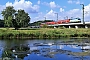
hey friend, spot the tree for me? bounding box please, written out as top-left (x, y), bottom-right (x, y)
top-left (13, 9), bottom-right (30, 30)
top-left (1, 6), bottom-right (16, 27)
top-left (1, 6), bottom-right (30, 30)
top-left (0, 19), bottom-right (4, 27)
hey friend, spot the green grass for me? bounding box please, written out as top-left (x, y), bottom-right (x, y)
top-left (0, 28), bottom-right (90, 39)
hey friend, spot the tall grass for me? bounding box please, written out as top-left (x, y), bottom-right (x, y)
top-left (0, 28), bottom-right (90, 39)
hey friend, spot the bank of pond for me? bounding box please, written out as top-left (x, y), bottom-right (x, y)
top-left (0, 28), bottom-right (90, 39)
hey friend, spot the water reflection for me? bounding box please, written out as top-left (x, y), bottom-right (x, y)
top-left (0, 38), bottom-right (90, 60)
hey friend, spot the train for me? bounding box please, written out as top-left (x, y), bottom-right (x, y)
top-left (40, 18), bottom-right (81, 26)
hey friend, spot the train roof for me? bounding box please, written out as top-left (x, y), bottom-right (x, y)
top-left (70, 18), bottom-right (81, 20)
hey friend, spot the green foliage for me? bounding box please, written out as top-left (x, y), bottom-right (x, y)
top-left (0, 19), bottom-right (4, 27)
top-left (14, 10), bottom-right (30, 28)
top-left (0, 28), bottom-right (90, 39)
top-left (1, 6), bottom-right (30, 30)
top-left (1, 6), bottom-right (16, 27)
top-left (2, 48), bottom-right (12, 58)
top-left (42, 24), bottom-right (48, 28)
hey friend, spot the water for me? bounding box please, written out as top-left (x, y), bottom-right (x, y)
top-left (0, 38), bottom-right (90, 60)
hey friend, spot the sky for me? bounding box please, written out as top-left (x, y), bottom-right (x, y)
top-left (0, 0), bottom-right (90, 23)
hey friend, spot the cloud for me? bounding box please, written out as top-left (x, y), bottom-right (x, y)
top-left (42, 1), bottom-right (60, 9)
top-left (32, 8), bottom-right (82, 22)
top-left (30, 12), bottom-right (45, 23)
top-left (0, 0), bottom-right (40, 22)
top-left (84, 4), bottom-right (90, 14)
top-left (65, 9), bottom-right (81, 18)
top-left (68, 0), bottom-right (73, 4)
top-left (49, 1), bottom-right (56, 8)
top-left (67, 0), bottom-right (82, 4)
top-left (84, 4), bottom-right (90, 21)
top-left (60, 8), bottom-right (64, 12)
top-left (31, 3), bottom-right (90, 22)
top-left (45, 9), bottom-right (56, 20)
top-left (1, 0), bottom-right (90, 23)
top-left (32, 9), bottom-right (58, 22)
top-left (0, 5), bottom-right (5, 19)
top-left (31, 9), bottom-right (57, 22)
top-left (43, 8), bottom-right (82, 21)
top-left (37, 0), bottom-right (40, 4)
top-left (0, 5), bottom-right (5, 12)
top-left (76, 0), bottom-right (80, 4)
top-left (6, 0), bottom-right (40, 13)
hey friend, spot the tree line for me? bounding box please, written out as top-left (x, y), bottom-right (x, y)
top-left (1, 6), bottom-right (30, 30)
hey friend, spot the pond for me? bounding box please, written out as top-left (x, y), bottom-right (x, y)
top-left (0, 38), bottom-right (90, 60)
